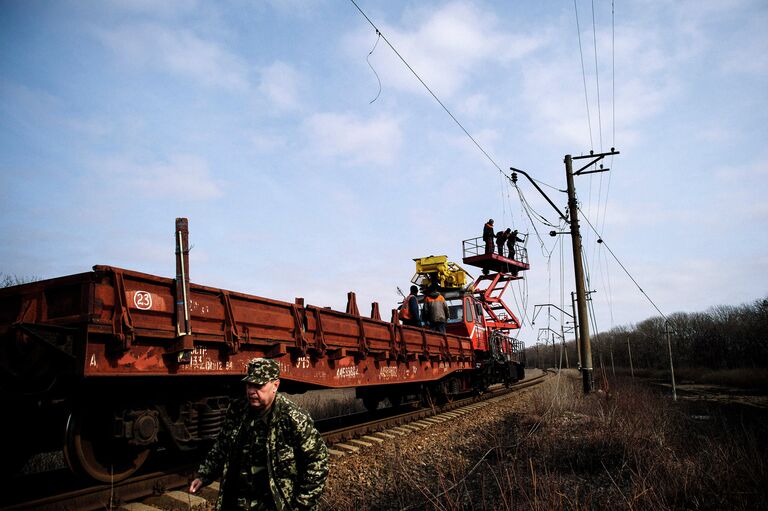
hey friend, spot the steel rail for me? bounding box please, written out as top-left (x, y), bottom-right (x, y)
top-left (322, 371), bottom-right (551, 446)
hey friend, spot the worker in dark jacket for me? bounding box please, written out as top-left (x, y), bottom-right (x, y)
top-left (483, 219), bottom-right (495, 254)
top-left (507, 229), bottom-right (524, 260)
top-left (423, 288), bottom-right (449, 333)
top-left (189, 358), bottom-right (329, 511)
top-left (496, 229), bottom-right (509, 257)
top-left (400, 285), bottom-right (422, 327)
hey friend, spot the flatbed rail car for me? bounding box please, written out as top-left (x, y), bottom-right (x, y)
top-left (0, 218), bottom-right (526, 483)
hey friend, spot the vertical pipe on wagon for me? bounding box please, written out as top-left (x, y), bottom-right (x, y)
top-left (175, 218), bottom-right (192, 337)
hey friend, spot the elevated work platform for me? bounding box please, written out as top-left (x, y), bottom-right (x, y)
top-left (461, 236), bottom-right (530, 276)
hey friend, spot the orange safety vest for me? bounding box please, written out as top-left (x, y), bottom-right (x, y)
top-left (424, 294), bottom-right (446, 304)
top-left (400, 294), bottom-right (414, 319)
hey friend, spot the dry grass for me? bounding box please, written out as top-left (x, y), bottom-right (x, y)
top-left (470, 376), bottom-right (766, 509)
top-left (321, 372), bottom-right (768, 510)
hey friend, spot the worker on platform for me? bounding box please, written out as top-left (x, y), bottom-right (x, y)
top-left (400, 284), bottom-right (422, 327)
top-left (189, 358), bottom-right (329, 511)
top-left (423, 287), bottom-right (449, 334)
top-left (507, 229), bottom-right (524, 260)
top-left (483, 219), bottom-right (495, 254)
top-left (496, 229), bottom-right (509, 257)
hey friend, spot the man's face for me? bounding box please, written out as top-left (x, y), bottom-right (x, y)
top-left (245, 379), bottom-right (280, 410)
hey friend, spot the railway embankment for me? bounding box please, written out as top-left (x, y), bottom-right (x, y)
top-left (319, 369), bottom-right (767, 510)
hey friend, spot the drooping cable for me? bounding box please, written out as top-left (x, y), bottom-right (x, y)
top-left (512, 184), bottom-right (553, 257)
top-left (349, 0), bottom-right (507, 179)
top-left (366, 30), bottom-right (382, 104)
top-left (559, 234), bottom-right (566, 334)
top-left (503, 189), bottom-right (533, 329)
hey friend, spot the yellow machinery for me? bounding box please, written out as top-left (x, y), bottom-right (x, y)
top-left (412, 255), bottom-right (471, 290)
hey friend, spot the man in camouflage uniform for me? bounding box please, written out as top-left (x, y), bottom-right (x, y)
top-left (189, 358), bottom-right (329, 511)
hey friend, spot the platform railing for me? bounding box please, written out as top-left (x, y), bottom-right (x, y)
top-left (462, 235), bottom-right (530, 266)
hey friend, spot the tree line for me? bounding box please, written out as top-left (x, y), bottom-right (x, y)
top-left (525, 296), bottom-right (768, 371)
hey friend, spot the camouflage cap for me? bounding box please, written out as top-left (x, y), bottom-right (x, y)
top-left (242, 357), bottom-right (280, 385)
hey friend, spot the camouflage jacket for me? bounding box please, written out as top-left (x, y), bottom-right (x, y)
top-left (197, 393), bottom-right (329, 511)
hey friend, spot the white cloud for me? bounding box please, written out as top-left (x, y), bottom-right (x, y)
top-left (713, 160), bottom-right (768, 223)
top-left (458, 93), bottom-right (500, 119)
top-left (519, 15), bottom-right (683, 148)
top-left (259, 61), bottom-right (301, 110)
top-left (345, 1), bottom-right (544, 98)
top-left (250, 132), bottom-right (287, 153)
top-left (303, 112), bottom-right (402, 166)
top-left (263, 0), bottom-right (325, 18)
top-left (95, 23), bottom-right (249, 90)
top-left (714, 160), bottom-right (768, 181)
top-left (598, 199), bottom-right (698, 229)
top-left (698, 125), bottom-right (734, 144)
top-left (66, 117), bottom-right (112, 138)
top-left (95, 154), bottom-right (224, 199)
top-left (104, 0), bottom-right (199, 18)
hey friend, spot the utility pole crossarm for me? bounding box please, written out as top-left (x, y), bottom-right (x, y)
top-left (572, 149), bottom-right (620, 176)
top-left (532, 303), bottom-right (574, 323)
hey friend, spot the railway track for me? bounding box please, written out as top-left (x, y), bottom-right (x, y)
top-left (2, 371), bottom-right (551, 511)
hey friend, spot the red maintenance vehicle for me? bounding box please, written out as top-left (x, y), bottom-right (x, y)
top-left (0, 218), bottom-right (529, 482)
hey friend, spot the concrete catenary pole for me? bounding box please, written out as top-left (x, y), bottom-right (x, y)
top-left (565, 155), bottom-right (593, 393)
top-left (571, 291), bottom-right (581, 369)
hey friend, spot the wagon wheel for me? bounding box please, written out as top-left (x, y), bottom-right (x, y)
top-left (438, 381), bottom-right (455, 404)
top-left (63, 409), bottom-right (150, 483)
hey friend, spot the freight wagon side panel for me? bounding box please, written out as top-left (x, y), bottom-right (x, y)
top-left (2, 266), bottom-right (475, 390)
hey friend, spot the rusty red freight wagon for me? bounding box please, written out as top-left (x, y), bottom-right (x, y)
top-left (3, 264), bottom-right (474, 383)
top-left (0, 218), bottom-right (527, 483)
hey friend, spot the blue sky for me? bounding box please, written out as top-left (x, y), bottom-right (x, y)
top-left (1, 0), bottom-right (766, 349)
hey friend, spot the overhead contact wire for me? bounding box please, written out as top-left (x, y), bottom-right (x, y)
top-left (349, 0), bottom-right (506, 178)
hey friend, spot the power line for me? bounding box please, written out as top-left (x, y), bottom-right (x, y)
top-left (531, 176), bottom-right (564, 192)
top-left (349, 0), bottom-right (507, 178)
top-left (590, 0), bottom-right (604, 152)
top-left (601, 0), bottom-right (616, 237)
top-left (573, 0), bottom-right (594, 149)
top-left (611, 0), bottom-right (616, 150)
top-left (578, 206), bottom-right (668, 322)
